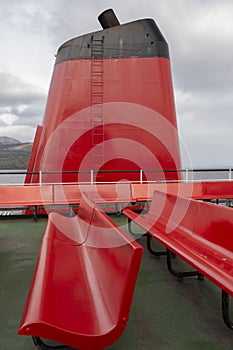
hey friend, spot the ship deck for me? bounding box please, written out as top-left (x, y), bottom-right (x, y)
top-left (1, 215), bottom-right (233, 350)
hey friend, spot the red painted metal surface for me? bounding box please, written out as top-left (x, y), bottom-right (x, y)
top-left (201, 181), bottom-right (233, 199)
top-left (123, 191), bottom-right (233, 296)
top-left (1, 181), bottom-right (233, 209)
top-left (26, 56), bottom-right (181, 184)
top-left (18, 196), bottom-right (143, 349)
top-left (0, 185), bottom-right (53, 206)
top-left (53, 183), bottom-right (132, 204)
top-left (0, 183), bottom-right (133, 208)
top-left (131, 182), bottom-right (204, 201)
top-left (80, 183), bottom-right (133, 203)
top-left (53, 184), bottom-right (82, 205)
top-left (24, 125), bottom-right (43, 184)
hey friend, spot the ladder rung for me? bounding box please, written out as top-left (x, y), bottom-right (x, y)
top-left (91, 85), bottom-right (103, 89)
top-left (92, 82), bottom-right (103, 86)
top-left (91, 97), bottom-right (103, 100)
top-left (91, 70), bottom-right (103, 73)
top-left (91, 117), bottom-right (104, 122)
top-left (91, 117), bottom-right (103, 120)
top-left (91, 103), bottom-right (103, 107)
top-left (91, 115), bottom-right (103, 119)
top-left (91, 115), bottom-right (103, 120)
top-left (92, 127), bottom-right (104, 132)
top-left (91, 77), bottom-right (103, 82)
top-left (91, 85), bottom-right (103, 88)
top-left (91, 65), bottom-right (103, 68)
top-left (91, 36), bottom-right (104, 135)
top-left (92, 104), bottom-right (103, 108)
top-left (91, 61), bottom-right (103, 64)
top-left (91, 91), bottom-right (103, 95)
top-left (91, 102), bottom-right (103, 106)
top-left (92, 126), bottom-right (104, 130)
top-left (91, 54), bottom-right (103, 57)
top-left (93, 130), bottom-right (104, 135)
top-left (91, 96), bottom-right (103, 100)
top-left (91, 39), bottom-right (104, 42)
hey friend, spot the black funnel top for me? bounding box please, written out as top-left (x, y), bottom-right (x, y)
top-left (55, 10), bottom-right (169, 64)
top-left (98, 9), bottom-right (120, 29)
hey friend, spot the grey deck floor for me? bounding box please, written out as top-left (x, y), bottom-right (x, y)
top-left (0, 215), bottom-right (233, 350)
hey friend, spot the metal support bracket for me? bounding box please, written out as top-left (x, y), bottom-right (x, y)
top-left (166, 249), bottom-right (204, 282)
top-left (69, 204), bottom-right (74, 217)
top-left (32, 336), bottom-right (76, 350)
top-left (146, 233), bottom-right (167, 259)
top-left (115, 202), bottom-right (122, 216)
top-left (127, 217), bottom-right (147, 238)
top-left (33, 206), bottom-right (37, 222)
top-left (222, 290), bottom-right (233, 330)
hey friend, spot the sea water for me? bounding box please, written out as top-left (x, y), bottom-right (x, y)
top-left (0, 170), bottom-right (26, 185)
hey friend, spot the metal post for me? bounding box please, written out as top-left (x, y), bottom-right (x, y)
top-left (69, 204), bottom-right (73, 217)
top-left (140, 169), bottom-right (143, 184)
top-left (185, 169), bottom-right (189, 182)
top-left (228, 169), bottom-right (232, 181)
top-left (90, 170), bottom-right (94, 184)
top-left (39, 171), bottom-right (42, 185)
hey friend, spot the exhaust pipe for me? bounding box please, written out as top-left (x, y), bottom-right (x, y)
top-left (98, 9), bottom-right (120, 29)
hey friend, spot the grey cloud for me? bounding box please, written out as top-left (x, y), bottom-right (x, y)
top-left (0, 72), bottom-right (46, 127)
top-left (177, 88), bottom-right (233, 167)
top-left (172, 47), bottom-right (233, 94)
top-left (180, 134), bottom-right (233, 168)
top-left (155, 2), bottom-right (233, 95)
top-left (47, 1), bottom-right (108, 47)
top-left (0, 1), bottom-right (53, 29)
top-left (0, 72), bottom-right (45, 103)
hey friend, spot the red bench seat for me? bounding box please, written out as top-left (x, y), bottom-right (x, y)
top-left (18, 196), bottom-right (143, 349)
top-left (123, 190), bottom-right (233, 329)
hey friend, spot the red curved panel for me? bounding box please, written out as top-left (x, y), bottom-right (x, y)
top-left (27, 57), bottom-right (181, 184)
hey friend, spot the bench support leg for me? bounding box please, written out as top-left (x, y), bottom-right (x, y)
top-left (166, 249), bottom-right (204, 282)
top-left (222, 290), bottom-right (233, 330)
top-left (146, 234), bottom-right (167, 259)
top-left (32, 336), bottom-right (76, 350)
top-left (33, 206), bottom-right (37, 222)
top-left (115, 202), bottom-right (122, 216)
top-left (127, 217), bottom-right (147, 238)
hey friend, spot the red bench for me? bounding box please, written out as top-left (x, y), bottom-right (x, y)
top-left (18, 194), bottom-right (143, 349)
top-left (0, 185), bottom-right (53, 220)
top-left (201, 181), bottom-right (233, 200)
top-left (131, 182), bottom-right (203, 202)
top-left (123, 190), bottom-right (233, 329)
top-left (0, 185), bottom-right (53, 206)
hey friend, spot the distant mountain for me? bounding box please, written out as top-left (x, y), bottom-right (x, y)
top-left (0, 136), bottom-right (21, 145)
top-left (0, 136), bottom-right (32, 169)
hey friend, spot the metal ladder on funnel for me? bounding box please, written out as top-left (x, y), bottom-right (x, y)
top-left (90, 35), bottom-right (105, 181)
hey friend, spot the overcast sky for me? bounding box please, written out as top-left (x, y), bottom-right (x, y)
top-left (0, 0), bottom-right (232, 168)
